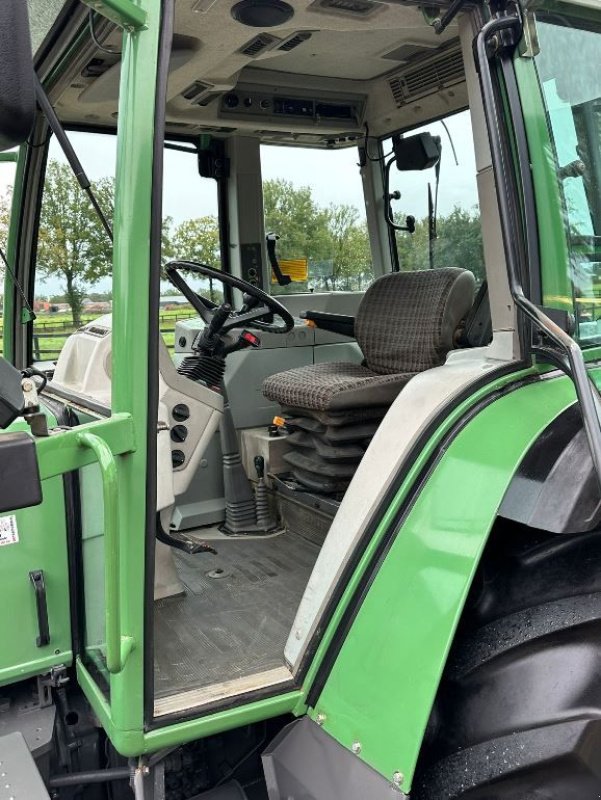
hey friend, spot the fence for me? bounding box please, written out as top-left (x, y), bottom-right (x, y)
top-left (23, 309), bottom-right (199, 361)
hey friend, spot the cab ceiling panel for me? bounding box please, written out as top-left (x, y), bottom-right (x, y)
top-left (50, 0), bottom-right (463, 138)
top-left (168, 0), bottom-right (458, 94)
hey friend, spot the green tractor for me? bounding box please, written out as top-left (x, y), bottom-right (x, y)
top-left (1, 0), bottom-right (601, 796)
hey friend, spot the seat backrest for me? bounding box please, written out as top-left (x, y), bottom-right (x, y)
top-left (355, 267), bottom-right (476, 375)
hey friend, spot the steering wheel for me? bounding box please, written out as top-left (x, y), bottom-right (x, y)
top-left (165, 261), bottom-right (294, 334)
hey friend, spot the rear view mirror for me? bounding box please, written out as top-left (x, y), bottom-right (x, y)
top-left (392, 132), bottom-right (441, 171)
top-left (0, 1), bottom-right (35, 151)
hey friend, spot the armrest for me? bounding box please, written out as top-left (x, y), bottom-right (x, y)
top-left (300, 310), bottom-right (355, 338)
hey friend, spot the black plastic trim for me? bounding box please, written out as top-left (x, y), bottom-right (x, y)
top-left (150, 678), bottom-right (297, 730)
top-left (300, 310), bottom-right (355, 337)
top-left (144, 0), bottom-right (174, 729)
top-left (498, 42), bottom-right (542, 309)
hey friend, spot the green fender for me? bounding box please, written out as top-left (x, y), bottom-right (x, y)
top-left (309, 369), bottom-right (592, 792)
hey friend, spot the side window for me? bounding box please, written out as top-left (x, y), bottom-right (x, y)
top-left (0, 155), bottom-right (17, 354)
top-left (260, 144), bottom-right (373, 294)
top-left (384, 109), bottom-right (485, 285)
top-left (534, 15), bottom-right (601, 344)
top-left (33, 132), bottom-right (116, 363)
top-left (160, 142), bottom-right (222, 349)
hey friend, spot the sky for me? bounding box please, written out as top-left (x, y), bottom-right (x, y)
top-left (1, 109), bottom-right (479, 297)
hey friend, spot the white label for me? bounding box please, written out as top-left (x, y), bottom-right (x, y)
top-left (0, 515), bottom-right (19, 546)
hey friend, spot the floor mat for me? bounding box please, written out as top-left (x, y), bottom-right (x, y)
top-left (154, 531), bottom-right (320, 700)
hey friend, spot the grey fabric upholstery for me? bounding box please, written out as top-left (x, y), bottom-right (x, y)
top-left (264, 362), bottom-right (413, 412)
top-left (355, 268), bottom-right (476, 374)
top-left (263, 268), bottom-right (475, 413)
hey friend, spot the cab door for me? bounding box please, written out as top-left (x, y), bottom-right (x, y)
top-left (0, 0), bottom-right (164, 757)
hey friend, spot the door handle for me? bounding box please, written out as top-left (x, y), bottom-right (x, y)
top-left (29, 569), bottom-right (50, 647)
top-left (77, 432), bottom-right (133, 674)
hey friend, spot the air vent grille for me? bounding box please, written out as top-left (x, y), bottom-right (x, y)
top-left (278, 31), bottom-right (313, 51)
top-left (309, 0), bottom-right (384, 17)
top-left (239, 33), bottom-right (277, 57)
top-left (181, 80), bottom-right (214, 101)
top-left (388, 46), bottom-right (464, 106)
top-left (382, 42), bottom-right (435, 62)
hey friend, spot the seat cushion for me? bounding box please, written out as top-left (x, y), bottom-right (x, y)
top-left (263, 361), bottom-right (414, 411)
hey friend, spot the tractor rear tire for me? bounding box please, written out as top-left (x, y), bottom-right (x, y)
top-left (412, 521), bottom-right (601, 800)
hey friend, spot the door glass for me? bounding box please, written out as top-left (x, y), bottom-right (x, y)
top-left (33, 132), bottom-right (116, 364)
top-left (260, 144), bottom-right (374, 294)
top-left (34, 130), bottom-right (117, 692)
top-left (0, 156), bottom-right (17, 357)
top-left (384, 108), bottom-right (485, 285)
top-left (160, 142), bottom-right (221, 349)
top-left (534, 14), bottom-right (601, 343)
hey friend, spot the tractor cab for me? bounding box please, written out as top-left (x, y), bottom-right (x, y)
top-left (2, 0), bottom-right (601, 798)
top-left (32, 0), bottom-right (500, 718)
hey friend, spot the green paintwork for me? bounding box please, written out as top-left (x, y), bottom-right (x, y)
top-left (77, 654), bottom-right (303, 756)
top-left (77, 432), bottom-right (133, 675)
top-left (35, 413), bottom-right (136, 479)
top-left (0, 473), bottom-right (73, 686)
top-left (80, 0), bottom-right (146, 30)
top-left (0, 152), bottom-right (18, 162)
top-left (294, 366), bottom-right (538, 708)
top-left (311, 370), bottom-right (584, 790)
top-left (72, 0), bottom-right (161, 748)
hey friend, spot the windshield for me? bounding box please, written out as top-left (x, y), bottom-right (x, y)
top-left (534, 14), bottom-right (601, 342)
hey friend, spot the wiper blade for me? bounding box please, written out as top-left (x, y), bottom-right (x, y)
top-left (33, 74), bottom-right (113, 243)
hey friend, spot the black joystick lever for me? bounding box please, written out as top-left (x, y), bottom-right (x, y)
top-left (207, 303), bottom-right (231, 336)
top-left (254, 455), bottom-right (265, 479)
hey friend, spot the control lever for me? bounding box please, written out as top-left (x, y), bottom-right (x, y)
top-left (254, 456), bottom-right (276, 531)
top-left (266, 233), bottom-right (292, 287)
top-left (254, 455), bottom-right (265, 479)
top-left (207, 303), bottom-right (232, 336)
top-left (196, 302), bottom-right (232, 355)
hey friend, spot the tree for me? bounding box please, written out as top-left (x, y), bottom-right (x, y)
top-left (171, 216), bottom-right (220, 267)
top-left (36, 161), bottom-right (113, 326)
top-left (171, 215), bottom-right (221, 301)
top-left (0, 189), bottom-right (11, 247)
top-left (263, 178), bottom-right (332, 292)
top-left (323, 205), bottom-right (372, 291)
top-left (393, 205), bottom-right (485, 284)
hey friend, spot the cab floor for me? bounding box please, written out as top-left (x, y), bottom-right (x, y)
top-left (153, 530), bottom-right (320, 700)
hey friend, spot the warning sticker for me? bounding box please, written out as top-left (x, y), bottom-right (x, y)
top-left (0, 515), bottom-right (19, 546)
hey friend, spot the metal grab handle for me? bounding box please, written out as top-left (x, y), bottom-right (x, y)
top-left (77, 431), bottom-right (133, 674)
top-left (29, 570), bottom-right (50, 647)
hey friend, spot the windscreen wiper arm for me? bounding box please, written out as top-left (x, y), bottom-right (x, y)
top-left (33, 74), bottom-right (113, 243)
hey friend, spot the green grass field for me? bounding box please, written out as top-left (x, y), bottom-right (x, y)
top-left (0, 305), bottom-right (198, 361)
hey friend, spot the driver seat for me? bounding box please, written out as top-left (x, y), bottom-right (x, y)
top-left (263, 267), bottom-right (475, 491)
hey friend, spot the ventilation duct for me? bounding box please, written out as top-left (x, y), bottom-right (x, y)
top-left (278, 31), bottom-right (313, 51)
top-left (238, 32), bottom-right (278, 57)
top-left (381, 42), bottom-right (437, 62)
top-left (388, 44), bottom-right (464, 106)
top-left (309, 0), bottom-right (385, 18)
top-left (181, 80), bottom-right (215, 102)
